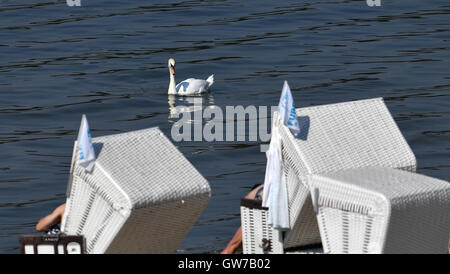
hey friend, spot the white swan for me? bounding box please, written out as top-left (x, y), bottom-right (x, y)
top-left (167, 58), bottom-right (214, 95)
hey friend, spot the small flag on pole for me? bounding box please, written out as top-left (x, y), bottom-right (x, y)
top-left (76, 114), bottom-right (96, 172)
top-left (279, 81), bottom-right (300, 137)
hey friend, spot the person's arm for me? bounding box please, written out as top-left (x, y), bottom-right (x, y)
top-left (36, 203), bottom-right (66, 232)
top-left (221, 185), bottom-right (264, 254)
top-left (221, 227), bottom-right (242, 254)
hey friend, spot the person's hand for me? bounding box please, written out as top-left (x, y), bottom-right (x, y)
top-left (36, 203), bottom-right (66, 232)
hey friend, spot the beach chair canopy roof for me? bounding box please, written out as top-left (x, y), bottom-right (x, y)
top-left (68, 127), bottom-right (210, 210)
top-left (275, 97), bottom-right (416, 176)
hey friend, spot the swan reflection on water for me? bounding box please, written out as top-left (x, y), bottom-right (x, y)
top-left (168, 93), bottom-right (215, 122)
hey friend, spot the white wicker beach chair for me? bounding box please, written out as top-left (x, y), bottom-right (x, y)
top-left (61, 127), bottom-right (211, 254)
top-left (241, 98), bottom-right (417, 254)
top-left (308, 166), bottom-right (450, 254)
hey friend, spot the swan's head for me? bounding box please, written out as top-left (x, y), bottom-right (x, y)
top-left (168, 58), bottom-right (175, 75)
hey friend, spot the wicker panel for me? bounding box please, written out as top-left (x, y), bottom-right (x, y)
top-left (240, 200), bottom-right (283, 254)
top-left (106, 197), bottom-right (209, 254)
top-left (310, 166), bottom-right (450, 254)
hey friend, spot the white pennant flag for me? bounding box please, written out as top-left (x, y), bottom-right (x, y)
top-left (76, 114), bottom-right (96, 172)
top-left (279, 81), bottom-right (301, 137)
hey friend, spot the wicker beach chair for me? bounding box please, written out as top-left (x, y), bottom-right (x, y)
top-left (61, 127), bottom-right (211, 254)
top-left (308, 166), bottom-right (450, 254)
top-left (241, 98), bottom-right (417, 254)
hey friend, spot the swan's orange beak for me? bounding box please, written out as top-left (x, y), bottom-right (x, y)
top-left (170, 66), bottom-right (175, 75)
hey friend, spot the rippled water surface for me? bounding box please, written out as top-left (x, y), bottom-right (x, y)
top-left (0, 0), bottom-right (449, 253)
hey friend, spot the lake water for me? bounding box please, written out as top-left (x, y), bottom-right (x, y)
top-left (0, 0), bottom-right (449, 253)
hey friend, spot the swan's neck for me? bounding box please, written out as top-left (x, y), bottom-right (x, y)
top-left (168, 72), bottom-right (177, 95)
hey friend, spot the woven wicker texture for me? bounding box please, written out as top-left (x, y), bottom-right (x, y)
top-left (309, 166), bottom-right (450, 254)
top-left (61, 127), bottom-right (211, 254)
top-left (240, 206), bottom-right (284, 254)
top-left (242, 98), bottom-right (417, 253)
top-left (279, 97), bottom-right (416, 249)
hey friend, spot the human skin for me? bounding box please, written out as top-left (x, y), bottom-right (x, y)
top-left (221, 184), bottom-right (264, 254)
top-left (36, 203), bottom-right (66, 232)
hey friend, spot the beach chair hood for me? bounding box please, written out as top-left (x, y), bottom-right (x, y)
top-left (61, 127), bottom-right (211, 254)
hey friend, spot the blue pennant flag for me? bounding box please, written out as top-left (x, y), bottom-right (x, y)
top-left (76, 114), bottom-right (96, 172)
top-left (278, 81), bottom-right (300, 137)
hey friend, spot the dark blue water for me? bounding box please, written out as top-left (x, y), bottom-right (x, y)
top-left (0, 0), bottom-right (449, 253)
